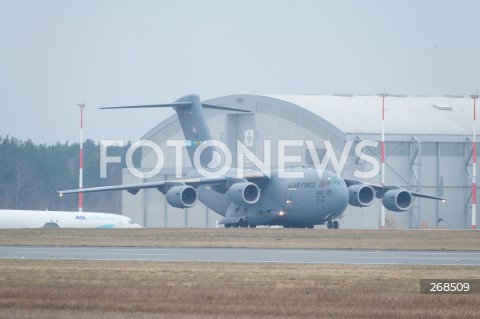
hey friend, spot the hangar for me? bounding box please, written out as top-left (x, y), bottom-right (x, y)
top-left (122, 94), bottom-right (476, 229)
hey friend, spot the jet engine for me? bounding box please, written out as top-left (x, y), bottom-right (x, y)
top-left (382, 189), bottom-right (413, 212)
top-left (227, 182), bottom-right (260, 205)
top-left (165, 185), bottom-right (198, 208)
top-left (348, 184), bottom-right (375, 207)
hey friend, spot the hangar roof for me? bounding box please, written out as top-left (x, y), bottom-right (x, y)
top-left (266, 94), bottom-right (473, 136)
top-left (143, 94), bottom-right (476, 145)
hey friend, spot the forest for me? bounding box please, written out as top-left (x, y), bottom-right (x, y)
top-left (0, 136), bottom-right (138, 213)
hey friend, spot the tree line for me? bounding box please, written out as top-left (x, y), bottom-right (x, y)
top-left (0, 136), bottom-right (137, 213)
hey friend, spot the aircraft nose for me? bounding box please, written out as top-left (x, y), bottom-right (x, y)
top-left (331, 184), bottom-right (349, 213)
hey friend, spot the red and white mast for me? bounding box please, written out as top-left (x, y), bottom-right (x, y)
top-left (379, 92), bottom-right (388, 230)
top-left (76, 102), bottom-right (86, 212)
top-left (471, 94), bottom-right (478, 230)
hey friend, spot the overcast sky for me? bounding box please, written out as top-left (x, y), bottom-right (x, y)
top-left (1, 0), bottom-right (479, 144)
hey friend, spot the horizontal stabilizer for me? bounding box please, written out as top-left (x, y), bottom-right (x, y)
top-left (100, 102), bottom-right (192, 110)
top-left (201, 103), bottom-right (250, 112)
top-left (100, 102), bottom-right (250, 113)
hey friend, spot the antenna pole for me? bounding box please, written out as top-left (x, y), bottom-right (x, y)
top-left (378, 92), bottom-right (388, 230)
top-left (77, 102), bottom-right (86, 212)
top-left (471, 94), bottom-right (478, 230)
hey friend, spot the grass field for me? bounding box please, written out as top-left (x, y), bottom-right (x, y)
top-left (0, 228), bottom-right (479, 250)
top-left (0, 260), bottom-right (479, 319)
top-left (1, 229), bottom-right (479, 318)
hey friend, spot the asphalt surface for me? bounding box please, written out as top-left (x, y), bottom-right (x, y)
top-left (1, 246), bottom-right (480, 265)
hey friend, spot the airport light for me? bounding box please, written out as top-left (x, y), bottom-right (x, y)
top-left (378, 92), bottom-right (388, 230)
top-left (471, 94), bottom-right (478, 230)
top-left (76, 102), bottom-right (86, 212)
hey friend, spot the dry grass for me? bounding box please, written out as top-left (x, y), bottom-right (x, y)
top-left (0, 259), bottom-right (479, 319)
top-left (1, 228), bottom-right (478, 317)
top-left (0, 228), bottom-right (478, 250)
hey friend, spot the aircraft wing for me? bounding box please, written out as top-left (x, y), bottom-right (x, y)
top-left (58, 171), bottom-right (268, 196)
top-left (409, 191), bottom-right (446, 201)
top-left (58, 177), bottom-right (227, 196)
top-left (343, 178), bottom-right (446, 201)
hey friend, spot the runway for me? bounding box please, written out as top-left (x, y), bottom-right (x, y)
top-left (1, 246), bottom-right (480, 265)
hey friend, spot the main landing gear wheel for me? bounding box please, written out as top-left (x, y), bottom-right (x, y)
top-left (327, 220), bottom-right (339, 229)
top-left (225, 217), bottom-right (248, 228)
top-left (238, 217), bottom-right (248, 228)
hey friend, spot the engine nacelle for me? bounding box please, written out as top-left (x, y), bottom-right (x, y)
top-left (382, 189), bottom-right (413, 212)
top-left (165, 185), bottom-right (198, 208)
top-left (348, 184), bottom-right (375, 207)
top-left (227, 182), bottom-right (260, 205)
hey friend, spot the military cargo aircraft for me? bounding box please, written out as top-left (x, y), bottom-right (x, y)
top-left (59, 94), bottom-right (445, 228)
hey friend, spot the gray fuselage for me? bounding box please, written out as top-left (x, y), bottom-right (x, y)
top-left (198, 169), bottom-right (349, 227)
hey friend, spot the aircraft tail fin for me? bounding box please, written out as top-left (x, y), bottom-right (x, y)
top-left (101, 94), bottom-right (249, 169)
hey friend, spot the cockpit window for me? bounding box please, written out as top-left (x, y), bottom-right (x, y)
top-left (320, 178), bottom-right (331, 187)
top-left (320, 176), bottom-right (341, 187)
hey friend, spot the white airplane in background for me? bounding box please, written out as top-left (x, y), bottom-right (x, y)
top-left (0, 209), bottom-right (142, 229)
